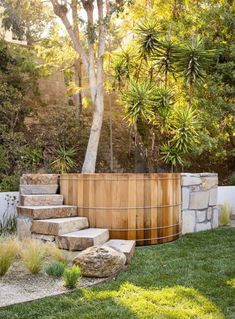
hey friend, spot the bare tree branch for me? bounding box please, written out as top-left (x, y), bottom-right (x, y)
top-left (50, 0), bottom-right (88, 69)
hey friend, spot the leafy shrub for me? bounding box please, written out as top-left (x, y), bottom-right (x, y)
top-left (50, 145), bottom-right (77, 174)
top-left (219, 203), bottom-right (232, 226)
top-left (0, 175), bottom-right (19, 192)
top-left (45, 243), bottom-right (67, 265)
top-left (63, 265), bottom-right (81, 289)
top-left (228, 172), bottom-right (235, 185)
top-left (46, 261), bottom-right (65, 278)
top-left (0, 239), bottom-right (19, 276)
top-left (21, 240), bottom-right (46, 274)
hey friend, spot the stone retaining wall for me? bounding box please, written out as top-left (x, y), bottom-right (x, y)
top-left (181, 173), bottom-right (219, 234)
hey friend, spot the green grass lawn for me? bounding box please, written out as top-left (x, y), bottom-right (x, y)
top-left (0, 228), bottom-right (234, 319)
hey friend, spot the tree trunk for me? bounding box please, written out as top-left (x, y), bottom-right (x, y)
top-left (82, 52), bottom-right (104, 173)
top-left (82, 91), bottom-right (104, 172)
top-left (73, 59), bottom-right (83, 120)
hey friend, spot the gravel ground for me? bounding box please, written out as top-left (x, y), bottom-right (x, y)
top-left (0, 260), bottom-right (110, 308)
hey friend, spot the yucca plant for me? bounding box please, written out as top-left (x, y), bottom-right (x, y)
top-left (170, 105), bottom-right (200, 154)
top-left (175, 35), bottom-right (215, 101)
top-left (161, 142), bottom-right (185, 170)
top-left (152, 86), bottom-right (175, 118)
top-left (161, 105), bottom-right (200, 168)
top-left (51, 146), bottom-right (77, 174)
top-left (136, 21), bottom-right (160, 60)
top-left (112, 49), bottom-right (137, 89)
top-left (153, 40), bottom-right (176, 86)
top-left (121, 81), bottom-right (155, 125)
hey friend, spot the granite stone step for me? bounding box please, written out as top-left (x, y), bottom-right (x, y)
top-left (20, 184), bottom-right (58, 195)
top-left (20, 174), bottom-right (59, 185)
top-left (103, 239), bottom-right (136, 264)
top-left (56, 228), bottom-right (109, 251)
top-left (20, 194), bottom-right (63, 206)
top-left (32, 217), bottom-right (89, 236)
top-left (17, 205), bottom-right (78, 219)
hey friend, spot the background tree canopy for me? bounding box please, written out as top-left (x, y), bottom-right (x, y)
top-left (0, 0), bottom-right (234, 186)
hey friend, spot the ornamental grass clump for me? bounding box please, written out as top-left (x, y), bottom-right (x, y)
top-left (21, 240), bottom-right (46, 274)
top-left (63, 265), bottom-right (81, 289)
top-left (45, 243), bottom-right (67, 265)
top-left (219, 203), bottom-right (232, 226)
top-left (0, 239), bottom-right (19, 276)
top-left (46, 261), bottom-right (65, 278)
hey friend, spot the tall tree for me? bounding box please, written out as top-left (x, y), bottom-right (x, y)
top-left (49, 0), bottom-right (127, 172)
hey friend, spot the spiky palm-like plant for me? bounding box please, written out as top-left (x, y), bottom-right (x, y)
top-left (51, 146), bottom-right (77, 174)
top-left (121, 81), bottom-right (155, 125)
top-left (136, 21), bottom-right (160, 60)
top-left (153, 40), bottom-right (176, 86)
top-left (161, 105), bottom-right (200, 168)
top-left (170, 105), bottom-right (200, 153)
top-left (112, 49), bottom-right (137, 89)
top-left (153, 86), bottom-right (175, 116)
top-left (175, 36), bottom-right (215, 102)
top-left (161, 142), bottom-right (185, 170)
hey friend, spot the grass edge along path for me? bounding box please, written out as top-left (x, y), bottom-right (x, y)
top-left (0, 228), bottom-right (234, 319)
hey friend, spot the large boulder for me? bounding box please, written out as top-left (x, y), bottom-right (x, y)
top-left (73, 246), bottom-right (126, 278)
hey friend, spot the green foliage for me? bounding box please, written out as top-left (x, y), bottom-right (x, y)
top-left (152, 86), bottom-right (175, 118)
top-left (136, 21), bottom-right (160, 60)
top-left (0, 239), bottom-right (19, 276)
top-left (153, 40), bottom-right (176, 85)
top-left (50, 146), bottom-right (77, 174)
top-left (122, 81), bottom-right (155, 124)
top-left (0, 40), bottom-right (43, 190)
top-left (219, 203), bottom-right (232, 226)
top-left (111, 49), bottom-right (137, 88)
top-left (169, 106), bottom-right (200, 153)
top-left (228, 172), bottom-right (235, 185)
top-left (161, 142), bottom-right (184, 168)
top-left (21, 240), bottom-right (46, 274)
top-left (63, 265), bottom-right (81, 289)
top-left (175, 36), bottom-right (216, 92)
top-left (46, 261), bottom-right (65, 278)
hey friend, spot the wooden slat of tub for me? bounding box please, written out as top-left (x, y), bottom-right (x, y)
top-left (150, 175), bottom-right (158, 244)
top-left (164, 174), bottom-right (172, 243)
top-left (144, 174), bottom-right (151, 245)
top-left (127, 174), bottom-right (137, 240)
top-left (136, 176), bottom-right (144, 245)
top-left (112, 175), bottom-right (127, 240)
top-left (60, 175), bottom-right (69, 205)
top-left (76, 175), bottom-right (84, 217)
top-left (83, 175), bottom-right (96, 227)
top-left (72, 174), bottom-right (78, 207)
top-left (95, 174), bottom-right (112, 231)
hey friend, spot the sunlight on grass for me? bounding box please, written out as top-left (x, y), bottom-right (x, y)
top-left (82, 282), bottom-right (224, 319)
top-left (226, 278), bottom-right (235, 288)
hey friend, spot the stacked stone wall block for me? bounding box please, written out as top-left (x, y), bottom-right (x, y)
top-left (181, 173), bottom-right (218, 234)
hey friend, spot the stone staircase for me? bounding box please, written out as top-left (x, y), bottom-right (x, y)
top-left (17, 174), bottom-right (135, 263)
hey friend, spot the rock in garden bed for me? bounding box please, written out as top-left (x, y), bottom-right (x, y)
top-left (73, 246), bottom-right (126, 278)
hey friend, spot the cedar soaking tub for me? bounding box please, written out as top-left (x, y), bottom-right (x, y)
top-left (59, 173), bottom-right (181, 245)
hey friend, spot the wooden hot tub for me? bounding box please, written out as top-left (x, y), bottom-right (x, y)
top-left (59, 173), bottom-right (181, 245)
